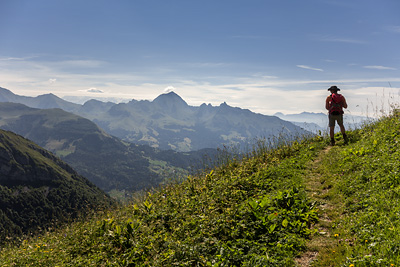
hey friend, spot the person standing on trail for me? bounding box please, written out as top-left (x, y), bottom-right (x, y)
top-left (326, 85), bottom-right (349, 146)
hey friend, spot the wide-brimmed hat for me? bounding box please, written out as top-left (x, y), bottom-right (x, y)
top-left (328, 86), bottom-right (340, 91)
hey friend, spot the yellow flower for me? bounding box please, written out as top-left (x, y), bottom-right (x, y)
top-left (334, 234), bottom-right (339, 237)
top-left (349, 264), bottom-right (354, 267)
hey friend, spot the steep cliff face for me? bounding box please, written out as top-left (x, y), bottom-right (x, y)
top-left (0, 129), bottom-right (115, 243)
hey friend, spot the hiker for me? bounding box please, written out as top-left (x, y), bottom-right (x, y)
top-left (325, 85), bottom-right (349, 146)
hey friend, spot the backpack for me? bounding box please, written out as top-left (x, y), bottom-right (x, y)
top-left (329, 93), bottom-right (344, 115)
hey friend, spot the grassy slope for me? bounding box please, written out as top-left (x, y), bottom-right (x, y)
top-left (305, 110), bottom-right (400, 266)
top-left (1, 111), bottom-right (400, 266)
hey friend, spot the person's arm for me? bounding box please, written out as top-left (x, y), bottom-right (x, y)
top-left (325, 96), bottom-right (331, 110)
top-left (342, 96), bottom-right (348, 109)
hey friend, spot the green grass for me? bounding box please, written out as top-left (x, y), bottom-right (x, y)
top-left (2, 109), bottom-right (400, 266)
top-left (309, 109), bottom-right (400, 266)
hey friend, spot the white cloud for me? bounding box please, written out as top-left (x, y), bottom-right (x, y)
top-left (296, 65), bottom-right (324, 72)
top-left (363, 65), bottom-right (397, 70)
top-left (164, 86), bottom-right (176, 93)
top-left (87, 88), bottom-right (104, 93)
top-left (48, 78), bottom-right (57, 84)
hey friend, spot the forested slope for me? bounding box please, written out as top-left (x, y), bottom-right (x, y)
top-left (0, 129), bottom-right (115, 244)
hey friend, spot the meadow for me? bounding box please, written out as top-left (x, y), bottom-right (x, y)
top-left (1, 109), bottom-right (400, 266)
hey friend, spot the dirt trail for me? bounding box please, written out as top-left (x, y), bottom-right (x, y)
top-left (295, 146), bottom-right (338, 266)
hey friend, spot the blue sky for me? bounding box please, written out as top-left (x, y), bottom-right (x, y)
top-left (0, 0), bottom-right (399, 115)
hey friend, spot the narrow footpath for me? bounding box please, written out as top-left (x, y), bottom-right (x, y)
top-left (295, 146), bottom-right (343, 266)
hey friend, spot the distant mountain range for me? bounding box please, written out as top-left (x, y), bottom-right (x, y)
top-left (0, 87), bottom-right (310, 152)
top-left (0, 102), bottom-right (211, 193)
top-left (0, 128), bottom-right (115, 242)
top-left (274, 111), bottom-right (369, 133)
top-left (0, 87), bottom-right (80, 112)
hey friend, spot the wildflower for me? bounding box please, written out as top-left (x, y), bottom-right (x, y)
top-left (349, 264), bottom-right (354, 267)
top-left (334, 234), bottom-right (339, 237)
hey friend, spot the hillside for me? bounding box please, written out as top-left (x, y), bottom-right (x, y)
top-left (0, 102), bottom-right (209, 193)
top-left (1, 110), bottom-right (399, 266)
top-left (0, 129), bottom-right (115, 243)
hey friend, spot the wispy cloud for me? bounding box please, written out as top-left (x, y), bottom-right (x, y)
top-left (296, 65), bottom-right (324, 72)
top-left (57, 60), bottom-right (105, 68)
top-left (386, 25), bottom-right (400, 33)
top-left (0, 56), bottom-right (38, 61)
top-left (183, 62), bottom-right (231, 68)
top-left (316, 35), bottom-right (366, 44)
top-left (363, 65), bottom-right (397, 70)
top-left (251, 73), bottom-right (279, 79)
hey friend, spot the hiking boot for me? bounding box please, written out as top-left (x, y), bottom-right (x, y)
top-left (343, 134), bottom-right (349, 144)
top-left (330, 138), bottom-right (335, 146)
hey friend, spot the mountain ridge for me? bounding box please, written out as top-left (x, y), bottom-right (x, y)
top-left (0, 86), bottom-right (310, 152)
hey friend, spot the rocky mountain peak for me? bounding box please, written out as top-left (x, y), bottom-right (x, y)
top-left (152, 91), bottom-right (189, 111)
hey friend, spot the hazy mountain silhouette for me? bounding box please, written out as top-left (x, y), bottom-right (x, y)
top-left (78, 92), bottom-right (310, 151)
top-left (274, 111), bottom-right (369, 133)
top-left (1, 87), bottom-right (310, 152)
top-left (0, 87), bottom-right (80, 112)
